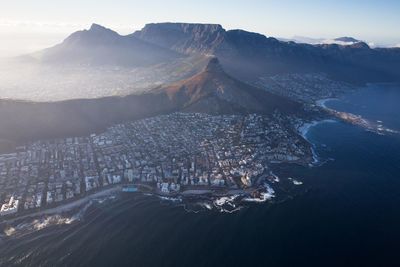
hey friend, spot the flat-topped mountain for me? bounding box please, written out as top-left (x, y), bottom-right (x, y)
top-left (25, 22), bottom-right (400, 84)
top-left (132, 23), bottom-right (226, 54)
top-left (132, 23), bottom-right (400, 83)
top-left (334, 37), bottom-right (361, 43)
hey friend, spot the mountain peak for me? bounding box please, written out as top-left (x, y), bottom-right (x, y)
top-left (36, 22), bottom-right (179, 66)
top-left (204, 57), bottom-right (223, 73)
top-left (59, 23), bottom-right (120, 48)
top-left (334, 36), bottom-right (360, 43)
top-left (87, 23), bottom-right (119, 36)
top-left (157, 54), bottom-right (301, 115)
top-left (349, 42), bottom-right (370, 49)
top-left (89, 23), bottom-right (109, 32)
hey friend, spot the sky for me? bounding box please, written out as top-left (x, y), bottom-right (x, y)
top-left (0, 0), bottom-right (399, 57)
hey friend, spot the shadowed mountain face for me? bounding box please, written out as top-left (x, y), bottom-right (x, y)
top-left (132, 23), bottom-right (400, 83)
top-left (0, 93), bottom-right (175, 144)
top-left (2, 22), bottom-right (398, 150)
top-left (158, 57), bottom-right (301, 114)
top-left (31, 24), bottom-right (181, 67)
top-left (132, 23), bottom-right (225, 55)
top-left (0, 57), bottom-right (301, 152)
top-left (26, 22), bottom-right (400, 84)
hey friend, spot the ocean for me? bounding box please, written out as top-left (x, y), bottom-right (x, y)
top-left (0, 83), bottom-right (400, 267)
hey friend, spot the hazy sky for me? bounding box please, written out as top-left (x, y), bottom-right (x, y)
top-left (1, 0), bottom-right (399, 57)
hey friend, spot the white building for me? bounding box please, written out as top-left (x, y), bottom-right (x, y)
top-left (161, 182), bottom-right (170, 193)
top-left (0, 196), bottom-right (19, 216)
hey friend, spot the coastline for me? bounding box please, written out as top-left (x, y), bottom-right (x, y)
top-left (1, 186), bottom-right (122, 224)
top-left (300, 97), bottom-right (341, 139)
top-left (0, 97), bottom-right (344, 224)
top-left (298, 119), bottom-right (337, 140)
top-left (297, 118), bottom-right (337, 166)
top-left (315, 98), bottom-right (339, 109)
top-left (2, 184), bottom-right (272, 225)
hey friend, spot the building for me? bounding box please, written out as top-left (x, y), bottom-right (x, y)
top-left (0, 196), bottom-right (19, 216)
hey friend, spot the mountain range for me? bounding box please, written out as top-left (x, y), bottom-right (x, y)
top-left (26, 22), bottom-right (400, 84)
top-left (1, 22), bottom-right (400, 152)
top-left (32, 24), bottom-right (180, 67)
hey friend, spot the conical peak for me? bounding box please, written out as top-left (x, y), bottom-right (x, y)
top-left (204, 57), bottom-right (224, 73)
top-left (89, 23), bottom-right (108, 32)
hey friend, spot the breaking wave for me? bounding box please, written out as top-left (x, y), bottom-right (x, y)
top-left (1, 195), bottom-right (116, 239)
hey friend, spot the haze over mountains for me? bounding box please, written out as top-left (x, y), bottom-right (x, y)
top-left (24, 22), bottom-right (400, 84)
top-left (1, 22), bottom-right (399, 102)
top-left (32, 24), bottom-right (180, 67)
top-left (1, 22), bottom-right (400, 151)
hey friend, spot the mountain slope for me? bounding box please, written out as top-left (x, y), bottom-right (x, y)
top-left (31, 24), bottom-right (181, 66)
top-left (132, 23), bottom-right (225, 54)
top-left (133, 23), bottom-right (400, 83)
top-left (23, 22), bottom-right (400, 84)
top-left (0, 93), bottom-right (175, 144)
top-left (155, 57), bottom-right (301, 114)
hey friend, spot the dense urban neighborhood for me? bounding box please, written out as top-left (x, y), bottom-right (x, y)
top-left (256, 73), bottom-right (355, 104)
top-left (0, 112), bottom-right (311, 217)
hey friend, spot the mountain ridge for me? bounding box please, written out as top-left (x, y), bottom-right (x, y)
top-left (31, 23), bottom-right (182, 67)
top-left (156, 57), bottom-right (301, 114)
top-left (132, 23), bottom-right (400, 83)
top-left (19, 22), bottom-right (400, 84)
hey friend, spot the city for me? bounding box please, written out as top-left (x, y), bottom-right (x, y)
top-left (1, 1), bottom-right (399, 266)
top-left (0, 112), bottom-right (311, 217)
top-left (256, 73), bottom-right (355, 104)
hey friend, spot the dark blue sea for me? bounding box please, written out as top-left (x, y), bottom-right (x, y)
top-left (1, 83), bottom-right (400, 267)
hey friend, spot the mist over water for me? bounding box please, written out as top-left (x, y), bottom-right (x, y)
top-left (0, 84), bottom-right (399, 266)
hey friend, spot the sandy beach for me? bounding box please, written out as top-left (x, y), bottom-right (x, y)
top-left (298, 119), bottom-right (338, 140)
top-left (316, 98), bottom-right (339, 109)
top-left (297, 119), bottom-right (337, 166)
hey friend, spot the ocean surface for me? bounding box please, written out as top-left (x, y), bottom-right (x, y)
top-left (1, 83), bottom-right (400, 267)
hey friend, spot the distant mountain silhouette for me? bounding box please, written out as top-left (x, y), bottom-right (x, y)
top-left (132, 23), bottom-right (400, 83)
top-left (27, 22), bottom-right (400, 84)
top-left (30, 23), bottom-right (181, 66)
top-left (334, 37), bottom-right (361, 43)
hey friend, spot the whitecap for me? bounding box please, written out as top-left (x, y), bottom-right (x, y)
top-left (242, 183), bottom-right (275, 203)
top-left (158, 196), bottom-right (182, 202)
top-left (288, 177), bottom-right (303, 185)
